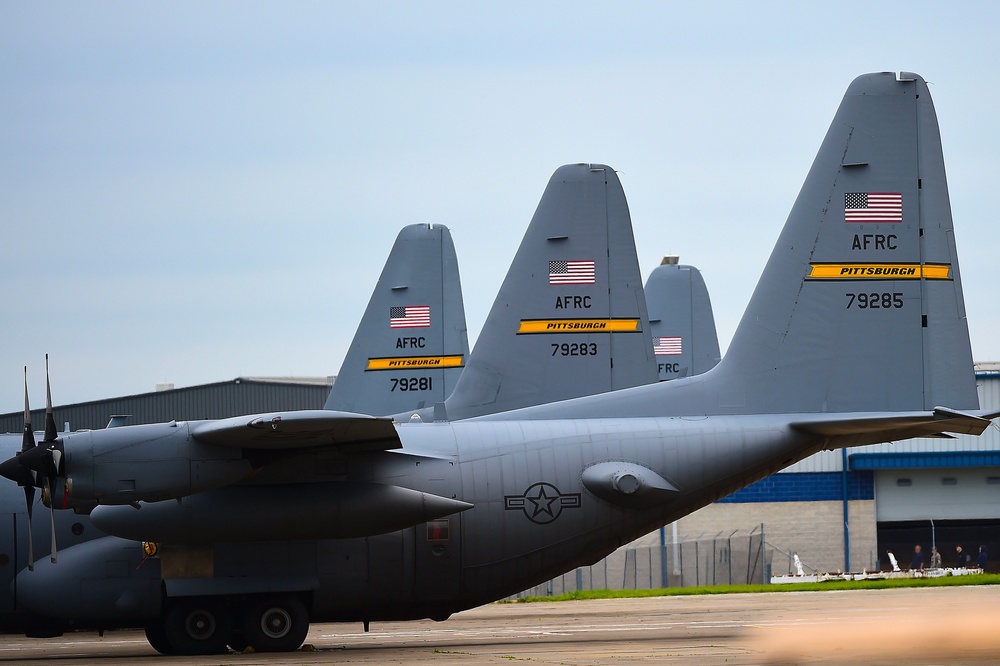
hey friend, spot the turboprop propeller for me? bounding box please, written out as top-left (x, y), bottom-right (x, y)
top-left (0, 356), bottom-right (62, 565)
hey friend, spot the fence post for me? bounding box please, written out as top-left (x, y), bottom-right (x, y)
top-left (648, 546), bottom-right (653, 589)
top-left (760, 523), bottom-right (767, 583)
top-left (660, 527), bottom-right (667, 588)
top-left (675, 542), bottom-right (685, 587)
top-left (695, 540), bottom-right (700, 587)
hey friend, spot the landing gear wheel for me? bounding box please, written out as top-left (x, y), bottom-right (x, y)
top-left (162, 598), bottom-right (233, 655)
top-left (144, 622), bottom-right (175, 655)
top-left (241, 595), bottom-right (309, 652)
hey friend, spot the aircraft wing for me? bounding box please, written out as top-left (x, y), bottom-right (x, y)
top-left (790, 407), bottom-right (997, 445)
top-left (191, 410), bottom-right (401, 452)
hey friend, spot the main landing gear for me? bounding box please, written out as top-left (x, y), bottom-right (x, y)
top-left (144, 594), bottom-right (310, 655)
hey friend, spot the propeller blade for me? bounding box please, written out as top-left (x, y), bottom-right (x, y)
top-left (45, 356), bottom-right (59, 562)
top-left (47, 476), bottom-right (57, 564)
top-left (43, 354), bottom-right (56, 443)
top-left (21, 367), bottom-right (34, 454)
top-left (23, 485), bottom-right (35, 571)
top-left (20, 369), bottom-right (37, 570)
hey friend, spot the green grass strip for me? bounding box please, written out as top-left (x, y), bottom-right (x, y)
top-left (505, 573), bottom-right (1000, 602)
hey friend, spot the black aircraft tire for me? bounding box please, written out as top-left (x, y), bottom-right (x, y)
top-left (143, 622), bottom-right (175, 656)
top-left (227, 629), bottom-right (249, 653)
top-left (162, 598), bottom-right (233, 655)
top-left (241, 595), bottom-right (309, 653)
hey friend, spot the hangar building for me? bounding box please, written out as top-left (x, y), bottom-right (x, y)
top-left (0, 377), bottom-right (333, 434)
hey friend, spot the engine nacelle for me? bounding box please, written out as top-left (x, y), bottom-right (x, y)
top-left (62, 422), bottom-right (252, 504)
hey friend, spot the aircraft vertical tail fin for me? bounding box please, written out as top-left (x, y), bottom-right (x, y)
top-left (325, 224), bottom-right (469, 415)
top-left (713, 72), bottom-right (978, 414)
top-left (645, 259), bottom-right (721, 381)
top-left (440, 163), bottom-right (657, 420)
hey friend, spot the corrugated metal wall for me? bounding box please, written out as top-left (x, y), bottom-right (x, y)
top-left (874, 468), bottom-right (1000, 521)
top-left (0, 378), bottom-right (334, 433)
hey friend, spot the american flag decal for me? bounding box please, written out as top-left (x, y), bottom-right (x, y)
top-left (390, 305), bottom-right (431, 328)
top-left (845, 192), bottom-right (902, 223)
top-left (549, 259), bottom-right (596, 285)
top-left (653, 336), bottom-right (682, 356)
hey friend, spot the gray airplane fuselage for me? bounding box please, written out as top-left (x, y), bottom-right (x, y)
top-left (4, 407), bottom-right (824, 629)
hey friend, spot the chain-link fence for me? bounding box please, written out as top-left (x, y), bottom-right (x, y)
top-left (513, 525), bottom-right (769, 598)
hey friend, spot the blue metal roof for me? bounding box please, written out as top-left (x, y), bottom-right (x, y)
top-left (849, 450), bottom-right (1000, 470)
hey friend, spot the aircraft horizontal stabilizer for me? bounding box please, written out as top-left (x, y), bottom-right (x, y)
top-left (932, 406), bottom-right (1000, 423)
top-left (790, 408), bottom-right (994, 445)
top-left (191, 410), bottom-right (401, 451)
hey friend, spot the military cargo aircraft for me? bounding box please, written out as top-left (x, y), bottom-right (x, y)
top-left (3, 72), bottom-right (994, 656)
top-left (0, 162), bottom-right (665, 644)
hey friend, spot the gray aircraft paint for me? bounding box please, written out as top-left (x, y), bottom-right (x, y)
top-left (3, 73), bottom-right (995, 655)
top-left (645, 260), bottom-right (721, 381)
top-left (324, 223), bottom-right (469, 416)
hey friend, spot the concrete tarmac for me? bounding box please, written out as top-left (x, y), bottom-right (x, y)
top-left (1, 585), bottom-right (998, 664)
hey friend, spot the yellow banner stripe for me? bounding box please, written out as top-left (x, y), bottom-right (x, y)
top-left (366, 355), bottom-right (465, 371)
top-left (807, 263), bottom-right (951, 280)
top-left (517, 318), bottom-right (641, 334)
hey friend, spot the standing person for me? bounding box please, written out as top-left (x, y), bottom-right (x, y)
top-left (956, 545), bottom-right (969, 568)
top-left (911, 544), bottom-right (924, 570)
top-left (977, 545), bottom-right (988, 570)
top-left (930, 546), bottom-right (942, 569)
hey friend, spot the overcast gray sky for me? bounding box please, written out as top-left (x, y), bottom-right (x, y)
top-left (2, 1), bottom-right (998, 412)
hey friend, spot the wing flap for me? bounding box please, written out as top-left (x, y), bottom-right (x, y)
top-left (191, 410), bottom-right (401, 451)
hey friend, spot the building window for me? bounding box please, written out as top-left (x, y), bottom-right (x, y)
top-left (941, 477), bottom-right (958, 486)
top-left (987, 476), bottom-right (1000, 485)
top-left (896, 478), bottom-right (912, 487)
